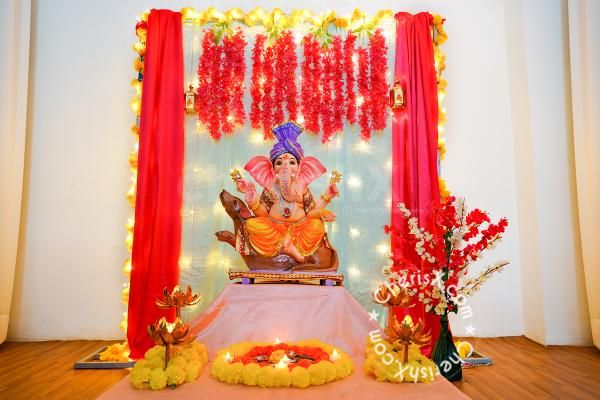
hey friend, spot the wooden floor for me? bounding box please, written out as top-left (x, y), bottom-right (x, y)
top-left (0, 336), bottom-right (599, 399)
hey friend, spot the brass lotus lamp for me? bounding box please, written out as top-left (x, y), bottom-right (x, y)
top-left (385, 314), bottom-right (432, 364)
top-left (147, 317), bottom-right (195, 369)
top-left (155, 285), bottom-right (202, 318)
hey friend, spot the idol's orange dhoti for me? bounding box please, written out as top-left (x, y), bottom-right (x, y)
top-left (245, 217), bottom-right (325, 257)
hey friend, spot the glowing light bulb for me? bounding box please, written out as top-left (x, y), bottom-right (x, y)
top-left (376, 242), bottom-right (390, 255)
top-left (354, 140), bottom-right (370, 153)
top-left (349, 227), bottom-right (361, 238)
top-left (347, 175), bottom-right (362, 189)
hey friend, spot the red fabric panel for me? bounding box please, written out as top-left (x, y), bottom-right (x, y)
top-left (127, 9), bottom-right (184, 360)
top-left (391, 12), bottom-right (441, 356)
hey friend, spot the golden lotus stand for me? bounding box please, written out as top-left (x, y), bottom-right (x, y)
top-left (227, 270), bottom-right (344, 286)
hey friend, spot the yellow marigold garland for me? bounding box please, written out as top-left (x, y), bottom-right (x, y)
top-left (99, 342), bottom-right (130, 362)
top-left (211, 339), bottom-right (354, 388)
top-left (365, 337), bottom-right (437, 383)
top-left (130, 340), bottom-right (209, 390)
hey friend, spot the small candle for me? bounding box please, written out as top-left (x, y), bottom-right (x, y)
top-left (330, 349), bottom-right (340, 361)
top-left (224, 352), bottom-right (233, 363)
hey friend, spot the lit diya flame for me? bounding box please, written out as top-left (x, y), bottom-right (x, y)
top-left (330, 349), bottom-right (340, 361)
top-left (275, 354), bottom-right (291, 369)
top-left (224, 352), bottom-right (233, 363)
top-left (155, 285), bottom-right (202, 318)
top-left (385, 315), bottom-right (432, 364)
top-left (147, 317), bottom-right (194, 369)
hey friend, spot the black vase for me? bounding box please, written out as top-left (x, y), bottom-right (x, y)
top-left (432, 314), bottom-right (463, 381)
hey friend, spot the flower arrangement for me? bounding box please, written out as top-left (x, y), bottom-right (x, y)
top-left (130, 341), bottom-right (209, 390)
top-left (211, 339), bottom-right (353, 388)
top-left (384, 196), bottom-right (509, 381)
top-left (387, 196), bottom-right (509, 315)
top-left (365, 339), bottom-right (437, 383)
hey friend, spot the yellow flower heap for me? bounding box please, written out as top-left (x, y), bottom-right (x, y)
top-left (211, 339), bottom-right (354, 388)
top-left (365, 338), bottom-right (437, 383)
top-left (130, 341), bottom-right (209, 390)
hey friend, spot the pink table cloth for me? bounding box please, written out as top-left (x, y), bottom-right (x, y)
top-left (98, 284), bottom-right (469, 399)
top-left (189, 284), bottom-right (380, 358)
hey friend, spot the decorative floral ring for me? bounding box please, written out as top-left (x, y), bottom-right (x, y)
top-left (211, 339), bottom-right (354, 388)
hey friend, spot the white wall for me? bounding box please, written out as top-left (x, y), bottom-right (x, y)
top-left (7, 0), bottom-right (590, 344)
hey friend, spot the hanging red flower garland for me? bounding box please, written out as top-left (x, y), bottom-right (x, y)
top-left (228, 30), bottom-right (247, 129)
top-left (356, 46), bottom-right (371, 140)
top-left (343, 34), bottom-right (357, 126)
top-left (331, 35), bottom-right (345, 136)
top-left (301, 34), bottom-right (322, 134)
top-left (320, 47), bottom-right (334, 141)
top-left (197, 30), bottom-right (217, 138)
top-left (261, 44), bottom-right (275, 138)
top-left (249, 34), bottom-right (265, 130)
top-left (196, 28), bottom-right (247, 140)
top-left (250, 31), bottom-right (299, 139)
top-left (369, 29), bottom-right (389, 132)
top-left (280, 31), bottom-right (299, 122)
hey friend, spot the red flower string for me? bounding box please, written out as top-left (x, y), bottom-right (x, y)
top-left (272, 35), bottom-right (286, 126)
top-left (262, 44), bottom-right (275, 138)
top-left (320, 48), bottom-right (334, 142)
top-left (301, 34), bottom-right (321, 134)
top-left (281, 31), bottom-right (298, 122)
top-left (230, 29), bottom-right (246, 128)
top-left (369, 29), bottom-right (389, 132)
top-left (357, 47), bottom-right (371, 140)
top-left (250, 34), bottom-right (266, 129)
top-left (331, 35), bottom-right (345, 135)
top-left (343, 34), bottom-right (357, 125)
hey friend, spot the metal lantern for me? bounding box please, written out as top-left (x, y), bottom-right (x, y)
top-left (389, 80), bottom-right (406, 110)
top-left (184, 84), bottom-right (197, 114)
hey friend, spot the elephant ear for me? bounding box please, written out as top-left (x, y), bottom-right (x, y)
top-left (298, 156), bottom-right (327, 189)
top-left (244, 156), bottom-right (275, 189)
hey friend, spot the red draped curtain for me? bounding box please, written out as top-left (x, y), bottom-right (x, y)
top-left (391, 12), bottom-right (441, 355)
top-left (127, 9), bottom-right (185, 360)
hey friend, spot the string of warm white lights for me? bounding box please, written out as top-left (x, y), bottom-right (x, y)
top-left (432, 15), bottom-right (450, 199)
top-left (121, 18), bottom-right (145, 333)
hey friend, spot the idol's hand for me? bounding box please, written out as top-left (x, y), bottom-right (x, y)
top-left (322, 183), bottom-right (339, 202)
top-left (320, 209), bottom-right (337, 222)
top-left (235, 178), bottom-right (255, 195)
top-left (308, 209), bottom-right (337, 222)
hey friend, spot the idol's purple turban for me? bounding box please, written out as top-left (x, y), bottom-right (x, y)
top-left (269, 122), bottom-right (304, 162)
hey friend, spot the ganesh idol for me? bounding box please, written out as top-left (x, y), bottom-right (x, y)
top-left (216, 122), bottom-right (340, 272)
